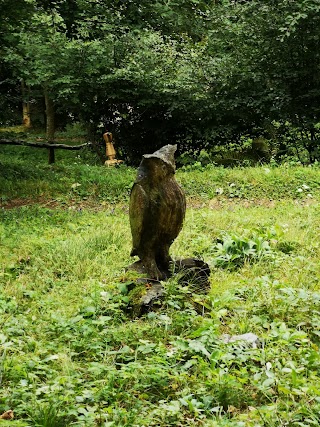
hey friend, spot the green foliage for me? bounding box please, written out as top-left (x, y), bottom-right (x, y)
top-left (2, 0), bottom-right (320, 159)
top-left (211, 232), bottom-right (272, 269)
top-left (0, 159), bottom-right (320, 426)
top-left (178, 163), bottom-right (320, 201)
top-left (0, 145), bottom-right (135, 202)
top-left (2, 146), bottom-right (320, 206)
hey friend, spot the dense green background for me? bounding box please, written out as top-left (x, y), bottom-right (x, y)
top-left (1, 0), bottom-right (320, 161)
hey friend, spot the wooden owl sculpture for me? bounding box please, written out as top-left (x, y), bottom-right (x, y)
top-left (129, 144), bottom-right (186, 280)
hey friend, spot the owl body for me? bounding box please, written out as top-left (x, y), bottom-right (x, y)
top-left (129, 145), bottom-right (186, 279)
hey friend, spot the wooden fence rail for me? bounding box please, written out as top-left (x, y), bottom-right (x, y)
top-left (0, 139), bottom-right (93, 164)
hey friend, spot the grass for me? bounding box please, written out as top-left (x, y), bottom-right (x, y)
top-left (1, 144), bottom-right (320, 204)
top-left (1, 139), bottom-right (320, 425)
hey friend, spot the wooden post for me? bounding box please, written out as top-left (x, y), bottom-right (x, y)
top-left (44, 86), bottom-right (55, 164)
top-left (103, 131), bottom-right (123, 166)
top-left (48, 146), bottom-right (55, 164)
top-left (103, 131), bottom-right (116, 160)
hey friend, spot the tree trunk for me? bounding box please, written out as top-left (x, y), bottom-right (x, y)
top-left (43, 86), bottom-right (55, 164)
top-left (21, 80), bottom-right (31, 128)
top-left (309, 127), bottom-right (317, 163)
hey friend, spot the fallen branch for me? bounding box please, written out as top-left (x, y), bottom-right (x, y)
top-left (0, 138), bottom-right (92, 150)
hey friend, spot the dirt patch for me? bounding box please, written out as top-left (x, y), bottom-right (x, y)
top-left (0, 197), bottom-right (61, 210)
top-left (0, 196), bottom-right (116, 212)
top-left (1, 196), bottom-right (318, 211)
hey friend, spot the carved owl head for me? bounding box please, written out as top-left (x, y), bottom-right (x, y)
top-left (136, 144), bottom-right (177, 183)
top-left (143, 144), bottom-right (177, 172)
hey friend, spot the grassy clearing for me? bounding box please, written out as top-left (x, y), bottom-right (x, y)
top-left (1, 147), bottom-right (320, 426)
top-left (1, 144), bottom-right (320, 205)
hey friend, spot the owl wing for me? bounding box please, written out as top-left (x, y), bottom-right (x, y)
top-left (129, 183), bottom-right (149, 256)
